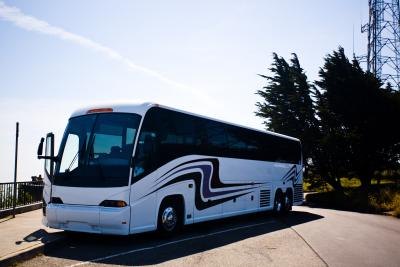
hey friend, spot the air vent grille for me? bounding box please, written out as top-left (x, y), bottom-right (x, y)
top-left (260, 189), bottom-right (271, 207)
top-left (294, 184), bottom-right (303, 203)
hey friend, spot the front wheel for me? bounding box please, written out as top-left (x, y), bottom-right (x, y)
top-left (158, 201), bottom-right (181, 234)
top-left (283, 191), bottom-right (293, 213)
top-left (273, 190), bottom-right (284, 215)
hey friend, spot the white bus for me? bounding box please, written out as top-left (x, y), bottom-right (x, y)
top-left (37, 103), bottom-right (303, 235)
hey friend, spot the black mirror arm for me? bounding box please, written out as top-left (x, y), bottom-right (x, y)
top-left (38, 155), bottom-right (59, 162)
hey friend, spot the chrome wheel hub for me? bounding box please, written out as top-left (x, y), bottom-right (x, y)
top-left (276, 201), bottom-right (282, 212)
top-left (161, 206), bottom-right (177, 231)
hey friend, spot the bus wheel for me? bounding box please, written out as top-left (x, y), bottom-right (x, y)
top-left (158, 199), bottom-right (181, 234)
top-left (284, 189), bottom-right (293, 213)
top-left (273, 190), bottom-right (284, 215)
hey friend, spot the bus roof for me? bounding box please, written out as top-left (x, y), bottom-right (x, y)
top-left (70, 102), bottom-right (300, 142)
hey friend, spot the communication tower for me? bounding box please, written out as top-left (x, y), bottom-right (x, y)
top-left (361, 0), bottom-right (400, 88)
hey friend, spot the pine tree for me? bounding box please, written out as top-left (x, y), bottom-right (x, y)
top-left (256, 48), bottom-right (400, 190)
top-left (255, 53), bottom-right (318, 172)
top-left (315, 47), bottom-right (400, 189)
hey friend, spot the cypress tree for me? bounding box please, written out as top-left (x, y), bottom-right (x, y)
top-left (256, 53), bottom-right (318, 173)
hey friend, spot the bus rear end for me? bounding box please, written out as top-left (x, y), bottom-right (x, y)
top-left (39, 108), bottom-right (141, 235)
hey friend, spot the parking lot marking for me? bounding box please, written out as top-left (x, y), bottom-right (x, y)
top-left (67, 246), bottom-right (154, 267)
top-left (67, 220), bottom-right (275, 267)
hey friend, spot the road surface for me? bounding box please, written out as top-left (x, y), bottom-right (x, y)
top-left (17, 206), bottom-right (400, 266)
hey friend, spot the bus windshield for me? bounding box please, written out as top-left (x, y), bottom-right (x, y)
top-left (54, 113), bottom-right (141, 187)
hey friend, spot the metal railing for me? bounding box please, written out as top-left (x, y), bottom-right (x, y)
top-left (0, 181), bottom-right (44, 210)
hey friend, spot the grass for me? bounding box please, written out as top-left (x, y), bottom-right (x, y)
top-left (304, 177), bottom-right (400, 218)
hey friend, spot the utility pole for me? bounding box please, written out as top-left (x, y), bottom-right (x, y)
top-left (12, 122), bottom-right (19, 218)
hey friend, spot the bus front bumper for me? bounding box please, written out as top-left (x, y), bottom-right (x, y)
top-left (43, 203), bottom-right (130, 235)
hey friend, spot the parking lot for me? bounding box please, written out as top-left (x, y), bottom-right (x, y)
top-left (18, 209), bottom-right (325, 266)
top-left (16, 206), bottom-right (400, 267)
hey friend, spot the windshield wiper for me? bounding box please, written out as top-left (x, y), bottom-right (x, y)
top-left (65, 135), bottom-right (87, 173)
top-left (87, 135), bottom-right (96, 161)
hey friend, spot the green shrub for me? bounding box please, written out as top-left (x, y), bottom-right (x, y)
top-left (392, 195), bottom-right (400, 218)
top-left (305, 184), bottom-right (400, 217)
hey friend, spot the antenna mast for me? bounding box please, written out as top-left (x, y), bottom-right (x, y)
top-left (360, 0), bottom-right (400, 88)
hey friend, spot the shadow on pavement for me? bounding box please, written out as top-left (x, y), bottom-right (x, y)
top-left (42, 210), bottom-right (323, 266)
top-left (15, 229), bottom-right (62, 245)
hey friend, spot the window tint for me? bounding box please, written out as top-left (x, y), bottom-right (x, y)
top-left (133, 108), bottom-right (199, 181)
top-left (225, 126), bottom-right (262, 159)
top-left (133, 107), bottom-right (302, 181)
top-left (92, 134), bottom-right (122, 154)
top-left (55, 113), bottom-right (141, 187)
top-left (134, 131), bottom-right (158, 178)
top-left (196, 119), bottom-right (227, 156)
top-left (126, 128), bottom-right (136, 145)
top-left (59, 134), bottom-right (79, 173)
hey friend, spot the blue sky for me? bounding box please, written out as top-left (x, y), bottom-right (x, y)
top-left (0, 0), bottom-right (368, 182)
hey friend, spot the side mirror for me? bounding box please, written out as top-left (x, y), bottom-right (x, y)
top-left (37, 137), bottom-right (44, 157)
top-left (37, 133), bottom-right (57, 161)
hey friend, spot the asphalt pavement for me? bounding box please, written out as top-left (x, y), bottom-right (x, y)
top-left (292, 206), bottom-right (400, 267)
top-left (15, 206), bottom-right (400, 267)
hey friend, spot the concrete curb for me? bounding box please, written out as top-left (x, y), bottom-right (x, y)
top-left (0, 234), bottom-right (65, 267)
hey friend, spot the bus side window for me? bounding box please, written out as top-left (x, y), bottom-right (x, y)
top-left (196, 119), bottom-right (227, 156)
top-left (133, 132), bottom-right (157, 179)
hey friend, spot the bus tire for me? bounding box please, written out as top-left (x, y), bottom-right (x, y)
top-left (273, 189), bottom-right (285, 215)
top-left (284, 189), bottom-right (293, 213)
top-left (157, 197), bottom-right (183, 235)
